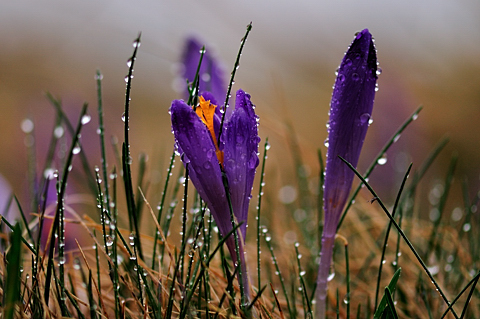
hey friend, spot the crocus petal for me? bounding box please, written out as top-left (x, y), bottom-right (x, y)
top-left (223, 89), bottom-right (259, 240)
top-left (171, 98), bottom-right (252, 299)
top-left (182, 37), bottom-right (227, 104)
top-left (316, 29), bottom-right (378, 319)
top-left (170, 100), bottom-right (232, 238)
top-left (323, 28), bottom-right (377, 236)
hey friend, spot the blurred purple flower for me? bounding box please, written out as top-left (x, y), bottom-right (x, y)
top-left (316, 29), bottom-right (378, 318)
top-left (170, 89), bottom-right (259, 297)
top-left (182, 37), bottom-right (226, 104)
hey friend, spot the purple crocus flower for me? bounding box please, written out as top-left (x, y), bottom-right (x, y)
top-left (316, 29), bottom-right (378, 318)
top-left (182, 37), bottom-right (227, 103)
top-left (170, 88), bottom-right (259, 299)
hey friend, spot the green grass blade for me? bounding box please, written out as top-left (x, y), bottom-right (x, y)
top-left (265, 232), bottom-right (294, 318)
top-left (344, 241), bottom-right (351, 319)
top-left (95, 69), bottom-right (112, 212)
top-left (122, 33), bottom-right (143, 260)
top-left (257, 138), bottom-right (269, 290)
top-left (295, 243), bottom-right (312, 318)
top-left (425, 153), bottom-right (457, 258)
top-left (45, 92), bottom-right (97, 194)
top-left (218, 22), bottom-right (252, 143)
top-left (152, 150), bottom-right (175, 269)
top-left (374, 163), bottom-right (413, 311)
top-left (44, 102), bottom-right (89, 306)
top-left (1, 216), bottom-right (36, 254)
top-left (440, 271), bottom-right (480, 319)
top-left (14, 195), bottom-right (34, 244)
top-left (373, 268), bottom-right (401, 319)
top-left (384, 287), bottom-right (399, 319)
top-left (4, 223), bottom-right (23, 319)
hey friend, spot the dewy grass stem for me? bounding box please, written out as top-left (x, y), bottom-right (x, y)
top-left (44, 103), bottom-right (88, 306)
top-left (218, 22), bottom-right (252, 145)
top-left (95, 69), bottom-right (111, 214)
top-left (257, 139), bottom-right (269, 290)
top-left (374, 158), bottom-right (412, 311)
top-left (151, 150), bottom-right (175, 269)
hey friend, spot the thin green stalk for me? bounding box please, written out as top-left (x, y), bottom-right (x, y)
top-left (122, 33), bottom-right (143, 260)
top-left (257, 139), bottom-right (269, 290)
top-left (425, 154), bottom-right (457, 258)
top-left (44, 103), bottom-right (88, 306)
top-left (45, 93), bottom-right (97, 195)
top-left (265, 233), bottom-right (294, 318)
top-left (179, 164), bottom-right (190, 287)
top-left (161, 167), bottom-right (184, 261)
top-left (179, 223), bottom-right (244, 318)
top-left (188, 45), bottom-right (205, 107)
top-left (384, 287), bottom-right (399, 319)
top-left (218, 22), bottom-right (253, 144)
top-left (93, 230), bottom-right (102, 309)
top-left (374, 162), bottom-right (412, 311)
top-left (459, 273), bottom-right (479, 319)
top-left (151, 150), bottom-right (175, 269)
top-left (4, 223), bottom-right (23, 319)
top-left (134, 153), bottom-right (148, 221)
top-left (14, 196), bottom-right (34, 244)
top-left (295, 243), bottom-right (312, 318)
top-left (110, 167), bottom-right (121, 319)
top-left (344, 242), bottom-right (350, 319)
top-left (440, 271), bottom-right (480, 319)
top-left (0, 216), bottom-right (36, 255)
top-left (95, 69), bottom-right (111, 213)
top-left (87, 270), bottom-right (98, 319)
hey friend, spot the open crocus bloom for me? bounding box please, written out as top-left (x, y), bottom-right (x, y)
top-left (170, 89), bottom-right (259, 298)
top-left (316, 29), bottom-right (378, 318)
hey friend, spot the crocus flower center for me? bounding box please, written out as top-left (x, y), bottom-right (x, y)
top-left (194, 96), bottom-right (224, 165)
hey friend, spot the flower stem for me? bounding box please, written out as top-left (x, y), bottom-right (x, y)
top-left (316, 233), bottom-right (335, 319)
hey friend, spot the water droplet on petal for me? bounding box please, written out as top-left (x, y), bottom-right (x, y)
top-left (236, 134), bottom-right (245, 144)
top-left (360, 113), bottom-right (371, 125)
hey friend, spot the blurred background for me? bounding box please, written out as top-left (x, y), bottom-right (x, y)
top-left (1, 0), bottom-right (480, 222)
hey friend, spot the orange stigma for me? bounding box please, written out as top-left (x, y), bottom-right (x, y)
top-left (194, 96), bottom-right (224, 165)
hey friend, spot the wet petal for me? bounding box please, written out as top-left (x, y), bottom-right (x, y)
top-left (182, 37), bottom-right (227, 104)
top-left (323, 28), bottom-right (378, 235)
top-left (170, 99), bottom-right (232, 237)
top-left (223, 89), bottom-right (259, 239)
